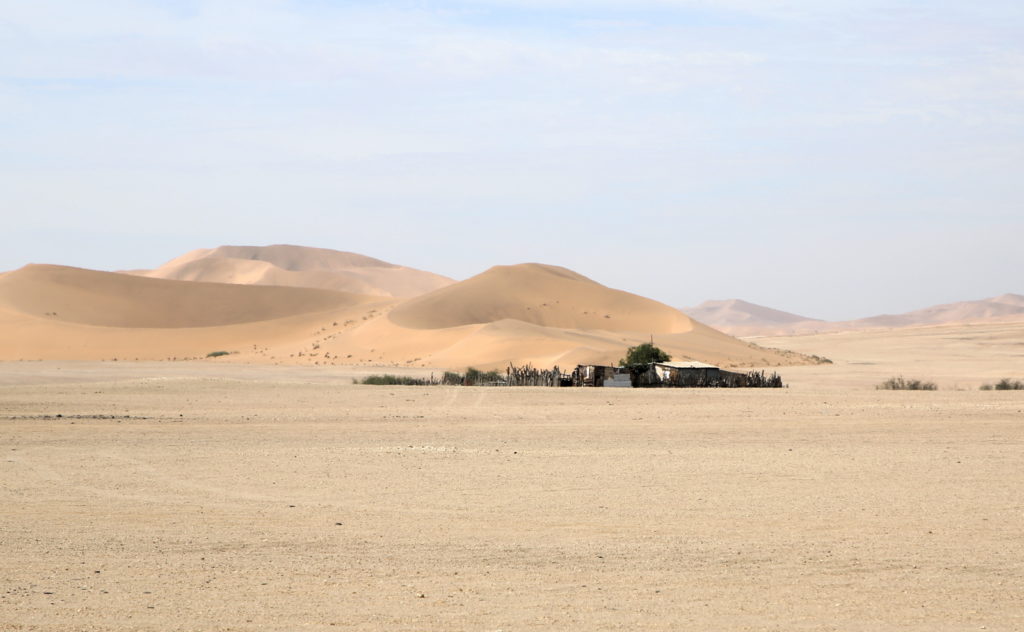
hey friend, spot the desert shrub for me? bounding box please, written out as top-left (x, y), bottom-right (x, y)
top-left (360, 374), bottom-right (434, 386)
top-left (980, 378), bottom-right (1024, 391)
top-left (463, 367), bottom-right (504, 385)
top-left (619, 343), bottom-right (671, 367)
top-left (441, 371), bottom-right (464, 385)
top-left (206, 350), bottom-right (231, 358)
top-left (877, 376), bottom-right (937, 391)
top-left (439, 368), bottom-right (505, 385)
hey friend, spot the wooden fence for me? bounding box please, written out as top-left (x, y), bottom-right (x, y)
top-left (506, 364), bottom-right (565, 387)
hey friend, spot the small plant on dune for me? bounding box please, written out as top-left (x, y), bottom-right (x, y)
top-left (980, 378), bottom-right (1024, 391)
top-left (876, 376), bottom-right (937, 391)
top-left (618, 343), bottom-right (671, 367)
top-left (206, 350), bottom-right (231, 358)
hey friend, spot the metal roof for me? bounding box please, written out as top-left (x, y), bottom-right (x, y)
top-left (654, 361), bottom-right (719, 369)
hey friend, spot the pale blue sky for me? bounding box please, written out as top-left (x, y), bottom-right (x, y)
top-left (2, 1), bottom-right (1021, 319)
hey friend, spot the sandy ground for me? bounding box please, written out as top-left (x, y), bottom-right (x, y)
top-left (1, 351), bottom-right (1023, 631)
top-left (753, 320), bottom-right (1024, 390)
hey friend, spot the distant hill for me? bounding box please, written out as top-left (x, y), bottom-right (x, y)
top-left (683, 299), bottom-right (823, 336)
top-left (684, 294), bottom-right (1024, 336)
top-left (132, 244), bottom-right (453, 298)
top-left (846, 294), bottom-right (1024, 330)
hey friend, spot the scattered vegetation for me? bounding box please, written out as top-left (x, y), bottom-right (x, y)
top-left (442, 371), bottom-right (463, 385)
top-left (809, 354), bottom-right (833, 364)
top-left (360, 374), bottom-right (436, 386)
top-left (357, 368), bottom-right (507, 386)
top-left (442, 367), bottom-right (505, 385)
top-left (980, 378), bottom-right (1024, 391)
top-left (618, 343), bottom-right (671, 367)
top-left (876, 376), bottom-right (937, 391)
top-left (206, 350), bottom-right (232, 358)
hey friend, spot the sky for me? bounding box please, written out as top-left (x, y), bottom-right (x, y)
top-left (1, 0), bottom-right (1021, 320)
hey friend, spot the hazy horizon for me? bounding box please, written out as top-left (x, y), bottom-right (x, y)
top-left (3, 1), bottom-right (1021, 320)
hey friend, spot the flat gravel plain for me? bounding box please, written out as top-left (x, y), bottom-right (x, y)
top-left (1, 365), bottom-right (1023, 631)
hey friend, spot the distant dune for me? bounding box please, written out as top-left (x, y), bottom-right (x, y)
top-left (0, 260), bottom-right (808, 369)
top-left (684, 294), bottom-right (1024, 336)
top-left (135, 244), bottom-right (453, 298)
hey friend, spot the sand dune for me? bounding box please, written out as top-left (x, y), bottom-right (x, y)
top-left (137, 244), bottom-right (453, 298)
top-left (688, 294), bottom-right (1024, 336)
top-left (0, 264), bottom-right (390, 361)
top-left (390, 263), bottom-right (692, 333)
top-left (274, 265), bottom-right (804, 369)
top-left (0, 264), bottom-right (374, 328)
top-left (0, 261), bottom-right (809, 369)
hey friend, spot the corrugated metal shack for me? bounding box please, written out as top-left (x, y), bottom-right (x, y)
top-left (572, 361), bottom-right (725, 388)
top-left (571, 364), bottom-right (632, 387)
top-left (640, 361), bottom-right (724, 387)
top-left (567, 362), bottom-right (783, 388)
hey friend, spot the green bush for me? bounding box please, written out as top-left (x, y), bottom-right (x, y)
top-left (440, 368), bottom-right (505, 385)
top-left (877, 376), bottom-right (937, 391)
top-left (618, 343), bottom-right (671, 367)
top-left (981, 378), bottom-right (1024, 391)
top-left (206, 350), bottom-right (231, 358)
top-left (442, 371), bottom-right (464, 385)
top-left (360, 374), bottom-right (434, 386)
top-left (464, 367), bottom-right (504, 385)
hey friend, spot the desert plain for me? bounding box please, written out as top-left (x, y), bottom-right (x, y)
top-left (2, 320), bottom-right (1023, 631)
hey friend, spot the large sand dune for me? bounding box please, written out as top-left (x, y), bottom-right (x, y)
top-left (0, 264), bottom-right (372, 328)
top-left (136, 244), bottom-right (454, 298)
top-left (0, 260), bottom-right (808, 369)
top-left (389, 263), bottom-right (691, 332)
top-left (0, 264), bottom-right (388, 361)
top-left (270, 264), bottom-right (803, 369)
